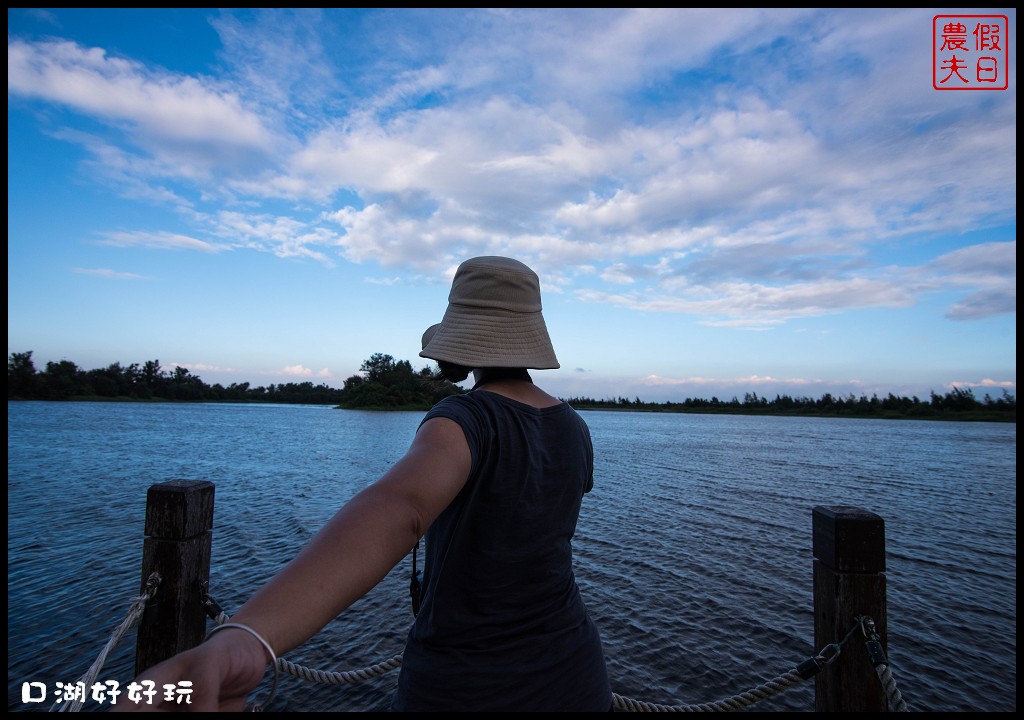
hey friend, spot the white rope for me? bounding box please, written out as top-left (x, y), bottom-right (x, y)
top-left (612, 668), bottom-right (806, 712)
top-left (277, 654), bottom-right (404, 684)
top-left (50, 572), bottom-right (161, 712)
top-left (48, 568), bottom-right (904, 712)
top-left (210, 599), bottom-right (812, 710)
top-left (210, 611), bottom-right (403, 686)
top-left (207, 594), bottom-right (903, 712)
top-left (875, 663), bottom-right (910, 712)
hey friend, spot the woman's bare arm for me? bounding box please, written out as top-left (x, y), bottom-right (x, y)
top-left (229, 416), bottom-right (470, 653)
top-left (115, 416), bottom-right (470, 711)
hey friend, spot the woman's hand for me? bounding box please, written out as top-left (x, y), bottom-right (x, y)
top-left (112, 626), bottom-right (269, 712)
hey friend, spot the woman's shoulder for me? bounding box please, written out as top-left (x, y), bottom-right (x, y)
top-left (425, 388), bottom-right (573, 421)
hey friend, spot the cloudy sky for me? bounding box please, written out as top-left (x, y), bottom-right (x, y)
top-left (7, 8), bottom-right (1016, 402)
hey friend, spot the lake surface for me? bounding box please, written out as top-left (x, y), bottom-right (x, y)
top-left (7, 401), bottom-right (1016, 712)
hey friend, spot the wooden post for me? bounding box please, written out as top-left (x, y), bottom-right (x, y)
top-left (812, 505), bottom-right (887, 711)
top-left (135, 480), bottom-right (215, 676)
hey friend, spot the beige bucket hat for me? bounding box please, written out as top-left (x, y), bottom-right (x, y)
top-left (419, 256), bottom-right (559, 370)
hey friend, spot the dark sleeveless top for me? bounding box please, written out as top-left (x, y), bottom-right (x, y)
top-left (391, 391), bottom-right (612, 711)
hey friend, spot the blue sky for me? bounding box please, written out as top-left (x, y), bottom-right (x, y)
top-left (7, 8), bottom-right (1016, 402)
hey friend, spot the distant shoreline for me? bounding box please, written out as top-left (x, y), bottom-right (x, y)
top-left (7, 350), bottom-right (1015, 423)
top-left (7, 395), bottom-right (1015, 423)
top-left (570, 404), bottom-right (1015, 423)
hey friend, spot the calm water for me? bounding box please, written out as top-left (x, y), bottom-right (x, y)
top-left (7, 402), bottom-right (1016, 712)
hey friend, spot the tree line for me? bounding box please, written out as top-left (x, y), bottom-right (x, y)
top-left (8, 350), bottom-right (1015, 421)
top-left (566, 388), bottom-right (1016, 422)
top-left (7, 351), bottom-right (463, 409)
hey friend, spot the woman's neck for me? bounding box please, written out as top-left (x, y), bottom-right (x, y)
top-left (471, 368), bottom-right (533, 390)
top-left (470, 369), bottom-right (562, 409)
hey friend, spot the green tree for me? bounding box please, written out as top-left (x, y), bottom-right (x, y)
top-left (360, 353), bottom-right (397, 384)
top-left (42, 359), bottom-right (84, 399)
top-left (339, 353), bottom-right (465, 409)
top-left (8, 351), bottom-right (39, 398)
top-left (168, 366), bottom-right (205, 401)
top-left (141, 359), bottom-right (165, 394)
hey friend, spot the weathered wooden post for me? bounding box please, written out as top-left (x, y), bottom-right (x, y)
top-left (812, 505), bottom-right (887, 711)
top-left (135, 480), bottom-right (215, 676)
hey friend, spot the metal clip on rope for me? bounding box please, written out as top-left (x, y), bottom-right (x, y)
top-left (856, 615), bottom-right (910, 712)
top-left (202, 582), bottom-right (231, 624)
top-left (858, 615), bottom-right (888, 667)
top-left (795, 642), bottom-right (841, 679)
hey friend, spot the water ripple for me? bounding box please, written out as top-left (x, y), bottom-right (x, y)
top-left (7, 403), bottom-right (1016, 712)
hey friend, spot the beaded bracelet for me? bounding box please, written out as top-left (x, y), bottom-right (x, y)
top-left (205, 622), bottom-right (279, 712)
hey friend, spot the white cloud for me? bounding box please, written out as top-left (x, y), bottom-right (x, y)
top-left (935, 241), bottom-right (1016, 277)
top-left (72, 267), bottom-right (147, 279)
top-left (946, 289), bottom-right (1017, 321)
top-left (99, 231), bottom-right (226, 253)
top-left (600, 264), bottom-right (636, 285)
top-left (7, 9), bottom-right (1016, 329)
top-left (931, 241), bottom-right (1017, 320)
top-left (362, 276), bottom-right (396, 286)
top-left (946, 378), bottom-right (1017, 391)
top-left (283, 364), bottom-right (319, 377)
top-left (213, 212), bottom-right (337, 263)
top-left (8, 38), bottom-right (279, 177)
top-left (577, 276), bottom-right (915, 326)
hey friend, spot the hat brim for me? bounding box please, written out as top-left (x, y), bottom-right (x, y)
top-left (419, 306), bottom-right (559, 370)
